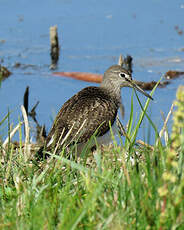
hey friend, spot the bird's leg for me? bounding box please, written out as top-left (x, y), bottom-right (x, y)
top-left (116, 116), bottom-right (126, 136)
top-left (119, 103), bottom-right (125, 120)
top-left (116, 116), bottom-right (131, 143)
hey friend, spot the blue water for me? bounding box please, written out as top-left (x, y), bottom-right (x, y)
top-left (0, 0), bottom-right (184, 143)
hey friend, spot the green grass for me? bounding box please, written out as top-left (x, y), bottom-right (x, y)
top-left (0, 86), bottom-right (184, 230)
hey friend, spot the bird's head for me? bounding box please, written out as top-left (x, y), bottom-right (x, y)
top-left (101, 65), bottom-right (153, 100)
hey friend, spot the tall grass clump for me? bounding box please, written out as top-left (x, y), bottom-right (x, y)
top-left (0, 85), bottom-right (184, 230)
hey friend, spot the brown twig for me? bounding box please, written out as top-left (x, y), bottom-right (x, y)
top-left (136, 139), bottom-right (154, 151)
top-left (28, 101), bottom-right (39, 123)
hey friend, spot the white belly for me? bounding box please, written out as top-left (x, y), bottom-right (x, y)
top-left (95, 121), bottom-right (118, 145)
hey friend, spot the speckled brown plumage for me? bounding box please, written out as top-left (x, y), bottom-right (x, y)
top-left (45, 86), bottom-right (119, 149)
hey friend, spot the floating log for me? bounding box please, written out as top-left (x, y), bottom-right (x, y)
top-left (164, 70), bottom-right (184, 80)
top-left (53, 71), bottom-right (103, 83)
top-left (134, 80), bottom-right (170, 90)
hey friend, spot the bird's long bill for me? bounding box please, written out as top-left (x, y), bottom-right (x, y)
top-left (129, 80), bottom-right (153, 100)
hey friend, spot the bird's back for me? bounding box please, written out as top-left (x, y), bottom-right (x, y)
top-left (45, 86), bottom-right (119, 150)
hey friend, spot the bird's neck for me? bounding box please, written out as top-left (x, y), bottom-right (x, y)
top-left (100, 79), bottom-right (122, 106)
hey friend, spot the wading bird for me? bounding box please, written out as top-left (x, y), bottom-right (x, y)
top-left (37, 65), bottom-right (153, 159)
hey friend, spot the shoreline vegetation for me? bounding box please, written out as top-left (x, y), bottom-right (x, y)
top-left (0, 84), bottom-right (183, 229)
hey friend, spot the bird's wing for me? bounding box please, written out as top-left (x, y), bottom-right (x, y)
top-left (46, 86), bottom-right (119, 148)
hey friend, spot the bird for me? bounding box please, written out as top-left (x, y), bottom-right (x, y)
top-left (37, 64), bottom-right (153, 159)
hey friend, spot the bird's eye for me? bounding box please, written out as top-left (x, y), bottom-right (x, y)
top-left (120, 73), bottom-right (126, 78)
